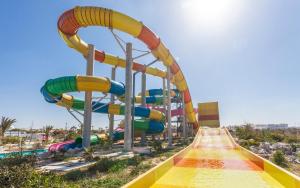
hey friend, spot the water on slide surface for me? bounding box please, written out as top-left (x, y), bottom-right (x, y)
top-left (151, 128), bottom-right (284, 188)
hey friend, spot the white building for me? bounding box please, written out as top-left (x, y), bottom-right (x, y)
top-left (252, 124), bottom-right (288, 130)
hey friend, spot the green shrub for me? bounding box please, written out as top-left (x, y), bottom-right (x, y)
top-left (151, 140), bottom-right (163, 152)
top-left (2, 136), bottom-right (21, 144)
top-left (95, 177), bottom-right (125, 188)
top-left (0, 155), bottom-right (64, 187)
top-left (82, 147), bottom-right (95, 162)
top-left (286, 137), bottom-right (298, 143)
top-left (102, 139), bottom-right (112, 150)
top-left (0, 155), bottom-right (36, 167)
top-left (87, 156), bottom-right (143, 174)
top-left (65, 132), bottom-right (80, 141)
top-left (88, 158), bottom-right (115, 172)
top-left (130, 162), bottom-right (152, 176)
top-left (291, 144), bottom-right (297, 152)
top-left (0, 164), bottom-right (63, 188)
top-left (51, 152), bottom-right (66, 161)
top-left (108, 161), bottom-right (126, 173)
top-left (272, 150), bottom-right (288, 167)
top-left (64, 170), bottom-right (86, 181)
top-left (270, 133), bottom-right (284, 142)
top-left (127, 155), bottom-right (143, 166)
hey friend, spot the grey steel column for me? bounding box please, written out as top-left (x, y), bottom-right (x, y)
top-left (182, 92), bottom-right (187, 139)
top-left (82, 44), bottom-right (94, 148)
top-left (163, 78), bottom-right (166, 115)
top-left (109, 67), bottom-right (116, 141)
top-left (124, 43), bottom-right (133, 151)
top-left (141, 72), bottom-right (146, 144)
top-left (163, 78), bottom-right (166, 140)
top-left (167, 67), bottom-right (172, 147)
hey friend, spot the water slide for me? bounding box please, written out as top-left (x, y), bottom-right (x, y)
top-left (124, 128), bottom-right (300, 188)
top-left (56, 6), bottom-right (198, 129)
top-left (134, 89), bottom-right (179, 105)
top-left (41, 76), bottom-right (165, 152)
top-left (153, 107), bottom-right (197, 117)
top-left (44, 6), bottom-right (300, 187)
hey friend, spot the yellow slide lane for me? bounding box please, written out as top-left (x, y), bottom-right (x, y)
top-left (125, 128), bottom-right (299, 188)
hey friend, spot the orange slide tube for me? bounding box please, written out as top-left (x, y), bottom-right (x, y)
top-left (57, 6), bottom-right (198, 128)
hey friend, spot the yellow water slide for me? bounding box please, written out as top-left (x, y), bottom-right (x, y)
top-left (57, 6), bottom-right (198, 129)
top-left (124, 128), bottom-right (300, 188)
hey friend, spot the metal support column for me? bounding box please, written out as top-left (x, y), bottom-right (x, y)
top-left (182, 92), bottom-right (187, 140)
top-left (141, 72), bottom-right (146, 144)
top-left (163, 78), bottom-right (166, 140)
top-left (167, 66), bottom-right (172, 147)
top-left (109, 67), bottom-right (116, 141)
top-left (124, 43), bottom-right (133, 151)
top-left (82, 44), bottom-right (94, 148)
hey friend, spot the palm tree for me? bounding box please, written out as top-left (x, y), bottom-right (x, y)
top-left (0, 116), bottom-right (16, 144)
top-left (44, 125), bottom-right (53, 143)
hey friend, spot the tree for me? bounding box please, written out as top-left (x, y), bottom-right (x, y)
top-left (44, 125), bottom-right (53, 143)
top-left (0, 117), bottom-right (16, 144)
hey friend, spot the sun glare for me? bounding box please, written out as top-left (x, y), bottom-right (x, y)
top-left (182, 0), bottom-right (241, 31)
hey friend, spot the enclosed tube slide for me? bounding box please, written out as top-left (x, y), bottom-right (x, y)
top-left (41, 75), bottom-right (165, 134)
top-left (57, 6), bottom-right (198, 129)
top-left (134, 89), bottom-right (179, 105)
top-left (120, 89), bottom-right (179, 105)
top-left (49, 135), bottom-right (101, 153)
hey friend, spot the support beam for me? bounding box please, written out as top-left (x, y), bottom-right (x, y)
top-left (141, 72), bottom-right (146, 144)
top-left (163, 78), bottom-right (166, 141)
top-left (141, 73), bottom-right (147, 106)
top-left (109, 67), bottom-right (116, 141)
top-left (182, 92), bottom-right (187, 139)
top-left (167, 66), bottom-right (172, 147)
top-left (132, 73), bottom-right (136, 145)
top-left (124, 43), bottom-right (133, 151)
top-left (82, 44), bottom-right (94, 148)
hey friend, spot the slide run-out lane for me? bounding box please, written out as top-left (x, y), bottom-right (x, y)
top-left (151, 128), bottom-right (284, 188)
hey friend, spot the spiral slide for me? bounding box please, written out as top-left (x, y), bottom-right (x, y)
top-left (132, 89), bottom-right (179, 105)
top-left (153, 107), bottom-right (197, 117)
top-left (41, 75), bottom-right (165, 152)
top-left (57, 6), bottom-right (198, 129)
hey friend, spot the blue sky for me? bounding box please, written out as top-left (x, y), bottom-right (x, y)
top-left (1, 0), bottom-right (299, 129)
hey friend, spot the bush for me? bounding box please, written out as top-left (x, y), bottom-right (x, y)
top-left (87, 156), bottom-right (143, 174)
top-left (2, 136), bottom-right (20, 144)
top-left (270, 133), bottom-right (284, 142)
top-left (102, 139), bottom-right (112, 150)
top-left (151, 140), bottom-right (163, 152)
top-left (64, 170), bottom-right (86, 181)
top-left (51, 152), bottom-right (66, 161)
top-left (0, 155), bottom-right (36, 167)
top-left (291, 144), bottom-right (297, 152)
top-left (130, 162), bottom-right (152, 176)
top-left (95, 177), bottom-right (125, 188)
top-left (0, 164), bottom-right (63, 188)
top-left (108, 160), bottom-right (127, 173)
top-left (127, 155), bottom-right (143, 166)
top-left (272, 150), bottom-right (288, 167)
top-left (235, 125), bottom-right (255, 140)
top-left (286, 137), bottom-right (298, 143)
top-left (82, 147), bottom-right (95, 162)
top-left (88, 158), bottom-right (115, 173)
